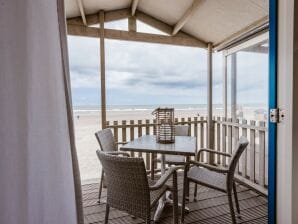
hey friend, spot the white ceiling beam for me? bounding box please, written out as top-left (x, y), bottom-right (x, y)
top-left (131, 0), bottom-right (139, 16)
top-left (172, 0), bottom-right (202, 36)
top-left (67, 8), bottom-right (130, 26)
top-left (67, 24), bottom-right (207, 48)
top-left (76, 0), bottom-right (87, 26)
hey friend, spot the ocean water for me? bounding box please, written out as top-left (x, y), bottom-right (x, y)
top-left (73, 104), bottom-right (217, 112)
top-left (73, 104), bottom-right (267, 113)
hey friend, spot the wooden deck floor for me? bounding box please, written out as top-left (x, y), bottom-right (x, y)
top-left (82, 174), bottom-right (268, 224)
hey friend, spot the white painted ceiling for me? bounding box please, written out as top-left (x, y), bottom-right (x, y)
top-left (65, 0), bottom-right (268, 44)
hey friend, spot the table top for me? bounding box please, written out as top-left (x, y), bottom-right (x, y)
top-left (120, 135), bottom-right (197, 156)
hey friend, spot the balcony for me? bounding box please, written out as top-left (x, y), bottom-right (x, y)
top-left (80, 116), bottom-right (268, 223)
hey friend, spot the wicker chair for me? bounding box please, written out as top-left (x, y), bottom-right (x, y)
top-left (97, 151), bottom-right (179, 224)
top-left (181, 136), bottom-right (249, 224)
top-left (151, 125), bottom-right (190, 179)
top-left (95, 128), bottom-right (129, 203)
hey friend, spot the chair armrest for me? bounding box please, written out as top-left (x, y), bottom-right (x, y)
top-left (196, 148), bottom-right (232, 161)
top-left (104, 151), bottom-right (130, 157)
top-left (149, 166), bottom-right (183, 191)
top-left (116, 141), bottom-right (127, 145)
top-left (190, 160), bottom-right (229, 173)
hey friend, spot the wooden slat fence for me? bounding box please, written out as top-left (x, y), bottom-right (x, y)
top-left (214, 117), bottom-right (268, 195)
top-left (106, 116), bottom-right (268, 195)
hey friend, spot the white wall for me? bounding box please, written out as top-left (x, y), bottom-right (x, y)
top-left (0, 1), bottom-right (77, 223)
top-left (276, 0), bottom-right (297, 223)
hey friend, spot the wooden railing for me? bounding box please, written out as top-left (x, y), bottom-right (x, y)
top-left (106, 116), bottom-right (268, 195)
top-left (213, 117), bottom-right (268, 195)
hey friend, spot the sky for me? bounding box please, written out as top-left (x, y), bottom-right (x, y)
top-left (68, 19), bottom-right (268, 107)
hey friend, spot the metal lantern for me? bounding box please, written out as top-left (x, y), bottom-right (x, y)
top-left (152, 108), bottom-right (175, 144)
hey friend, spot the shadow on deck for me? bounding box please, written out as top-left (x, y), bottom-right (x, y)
top-left (82, 173), bottom-right (268, 224)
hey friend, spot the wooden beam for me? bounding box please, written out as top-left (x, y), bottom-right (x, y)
top-left (231, 54), bottom-right (237, 120)
top-left (76, 0), bottom-right (87, 25)
top-left (214, 16), bottom-right (269, 50)
top-left (207, 43), bottom-right (214, 163)
top-left (99, 11), bottom-right (107, 129)
top-left (131, 0), bottom-right (139, 16)
top-left (67, 8), bottom-right (130, 26)
top-left (67, 24), bottom-right (207, 48)
top-left (223, 55), bottom-right (227, 118)
top-left (172, 0), bottom-right (202, 35)
top-left (66, 8), bottom-right (207, 47)
top-left (128, 16), bottom-right (136, 32)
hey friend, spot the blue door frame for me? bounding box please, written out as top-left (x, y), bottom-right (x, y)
top-left (268, 0), bottom-right (277, 223)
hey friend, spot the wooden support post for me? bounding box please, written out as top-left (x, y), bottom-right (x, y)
top-left (128, 16), bottom-right (136, 32)
top-left (223, 55), bottom-right (227, 118)
top-left (207, 43), bottom-right (214, 164)
top-left (231, 53), bottom-right (237, 120)
top-left (99, 11), bottom-right (107, 129)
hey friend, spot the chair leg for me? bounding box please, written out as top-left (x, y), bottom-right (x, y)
top-left (151, 153), bottom-right (155, 180)
top-left (181, 170), bottom-right (189, 223)
top-left (194, 183), bottom-right (198, 201)
top-left (98, 170), bottom-right (104, 203)
top-left (227, 191), bottom-right (237, 224)
top-left (104, 203), bottom-right (110, 224)
top-left (145, 216), bottom-right (151, 224)
top-left (233, 182), bottom-right (241, 216)
top-left (172, 171), bottom-right (178, 224)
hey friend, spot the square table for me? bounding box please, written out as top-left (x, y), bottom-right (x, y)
top-left (120, 135), bottom-right (197, 221)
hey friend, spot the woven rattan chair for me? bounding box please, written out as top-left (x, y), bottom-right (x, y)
top-left (181, 136), bottom-right (249, 224)
top-left (97, 151), bottom-right (179, 224)
top-left (95, 128), bottom-right (129, 203)
top-left (151, 125), bottom-right (190, 178)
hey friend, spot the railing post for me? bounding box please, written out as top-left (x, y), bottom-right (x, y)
top-left (188, 117), bottom-right (192, 136)
top-left (227, 118), bottom-right (232, 163)
top-left (113, 121), bottom-right (118, 148)
top-left (259, 121), bottom-right (266, 187)
top-left (122, 120), bottom-right (127, 144)
top-left (200, 117), bottom-right (205, 151)
top-left (138, 120), bottom-right (143, 158)
top-left (233, 119), bottom-right (240, 173)
top-left (241, 119), bottom-right (248, 177)
top-left (216, 117), bottom-right (221, 164)
top-left (221, 117), bottom-right (227, 166)
top-left (130, 120), bottom-right (135, 157)
top-left (250, 120), bottom-right (256, 182)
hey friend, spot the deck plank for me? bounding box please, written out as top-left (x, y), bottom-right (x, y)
top-left (82, 173), bottom-right (267, 224)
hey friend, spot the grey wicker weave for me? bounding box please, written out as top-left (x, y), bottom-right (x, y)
top-left (97, 151), bottom-right (179, 224)
top-left (181, 136), bottom-right (249, 224)
top-left (95, 129), bottom-right (129, 203)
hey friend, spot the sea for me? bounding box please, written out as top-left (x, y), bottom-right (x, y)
top-left (73, 104), bottom-right (267, 113)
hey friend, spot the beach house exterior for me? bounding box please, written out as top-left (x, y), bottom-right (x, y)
top-left (1, 0), bottom-right (298, 223)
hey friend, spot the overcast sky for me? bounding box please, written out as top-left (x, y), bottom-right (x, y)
top-left (68, 20), bottom-right (268, 107)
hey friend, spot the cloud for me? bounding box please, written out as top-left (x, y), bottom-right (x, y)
top-left (67, 24), bottom-right (269, 106)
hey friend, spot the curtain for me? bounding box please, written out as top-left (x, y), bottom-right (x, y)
top-left (0, 0), bottom-right (84, 223)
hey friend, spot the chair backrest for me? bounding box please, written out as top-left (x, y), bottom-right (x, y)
top-left (95, 129), bottom-right (117, 152)
top-left (96, 151), bottom-right (151, 220)
top-left (227, 136), bottom-right (249, 187)
top-left (175, 125), bottom-right (190, 136)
